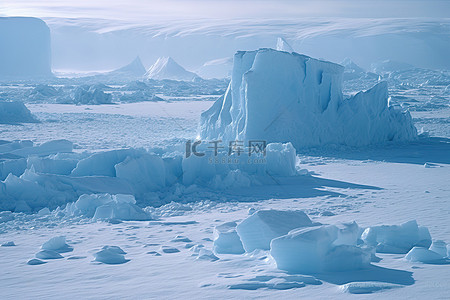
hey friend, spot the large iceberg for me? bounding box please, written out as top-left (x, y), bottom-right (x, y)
top-left (0, 17), bottom-right (52, 79)
top-left (200, 49), bottom-right (417, 149)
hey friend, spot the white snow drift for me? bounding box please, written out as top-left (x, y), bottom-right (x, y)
top-left (200, 49), bottom-right (417, 149)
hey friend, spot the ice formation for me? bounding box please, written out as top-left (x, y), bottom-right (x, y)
top-left (236, 210), bottom-right (313, 252)
top-left (94, 246), bottom-right (129, 264)
top-left (361, 220), bottom-right (431, 254)
top-left (276, 37), bottom-right (294, 53)
top-left (64, 194), bottom-right (151, 221)
top-left (41, 236), bottom-right (73, 253)
top-left (0, 101), bottom-right (39, 124)
top-left (145, 57), bottom-right (200, 81)
top-left (109, 56), bottom-right (146, 77)
top-left (0, 17), bottom-right (52, 79)
top-left (200, 49), bottom-right (417, 149)
top-left (404, 247), bottom-right (446, 263)
top-left (213, 221), bottom-right (245, 254)
top-left (270, 224), bottom-right (371, 273)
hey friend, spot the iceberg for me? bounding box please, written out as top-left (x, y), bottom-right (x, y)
top-left (0, 101), bottom-right (38, 124)
top-left (200, 49), bottom-right (417, 149)
top-left (0, 17), bottom-right (52, 79)
top-left (145, 57), bottom-right (200, 81)
top-left (109, 56), bottom-right (146, 77)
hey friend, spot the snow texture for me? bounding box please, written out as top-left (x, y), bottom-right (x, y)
top-left (200, 48), bottom-right (417, 149)
top-left (0, 17), bottom-right (52, 79)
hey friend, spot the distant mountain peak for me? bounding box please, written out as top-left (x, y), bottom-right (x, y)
top-left (145, 56), bottom-right (200, 81)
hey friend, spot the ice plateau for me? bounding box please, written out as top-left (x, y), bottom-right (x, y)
top-left (200, 48), bottom-right (417, 149)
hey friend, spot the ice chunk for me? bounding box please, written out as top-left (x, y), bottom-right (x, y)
top-left (236, 210), bottom-right (313, 252)
top-left (10, 140), bottom-right (73, 157)
top-left (94, 246), bottom-right (129, 264)
top-left (405, 247), bottom-right (445, 263)
top-left (429, 240), bottom-right (447, 258)
top-left (333, 221), bottom-right (362, 246)
top-left (271, 225), bottom-right (370, 273)
top-left (276, 37), bottom-right (294, 53)
top-left (145, 57), bottom-right (200, 81)
top-left (196, 249), bottom-right (219, 261)
top-left (200, 49), bottom-right (417, 149)
top-left (213, 222), bottom-right (245, 254)
top-left (65, 194), bottom-right (151, 221)
top-left (270, 225), bottom-right (338, 273)
top-left (361, 220), bottom-right (431, 254)
top-left (59, 85), bottom-right (112, 105)
top-left (0, 17), bottom-right (52, 79)
top-left (41, 236), bottom-right (73, 253)
top-left (0, 101), bottom-right (38, 124)
top-left (325, 245), bottom-right (371, 272)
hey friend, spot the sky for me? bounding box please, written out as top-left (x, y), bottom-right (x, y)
top-left (1, 1), bottom-right (449, 72)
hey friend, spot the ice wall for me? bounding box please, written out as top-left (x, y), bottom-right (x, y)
top-left (0, 17), bottom-right (52, 79)
top-left (200, 48), bottom-right (417, 149)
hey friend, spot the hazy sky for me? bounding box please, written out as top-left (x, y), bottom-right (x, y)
top-left (2, 0), bottom-right (449, 20)
top-left (1, 1), bottom-right (449, 71)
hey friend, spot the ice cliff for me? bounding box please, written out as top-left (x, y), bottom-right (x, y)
top-left (200, 49), bottom-right (417, 149)
top-left (0, 17), bottom-right (52, 79)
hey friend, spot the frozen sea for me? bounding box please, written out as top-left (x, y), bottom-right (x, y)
top-left (0, 73), bottom-right (449, 299)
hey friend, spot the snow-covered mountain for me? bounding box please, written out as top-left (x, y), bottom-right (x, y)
top-left (109, 56), bottom-right (146, 77)
top-left (145, 57), bottom-right (200, 81)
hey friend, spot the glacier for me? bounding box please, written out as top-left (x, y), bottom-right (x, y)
top-left (145, 57), bottom-right (200, 82)
top-left (200, 48), bottom-right (417, 149)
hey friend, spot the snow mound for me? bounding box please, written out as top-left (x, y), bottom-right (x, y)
top-left (0, 101), bottom-right (38, 124)
top-left (270, 225), bottom-right (371, 273)
top-left (339, 282), bottom-right (402, 294)
top-left (213, 222), bottom-right (245, 254)
top-left (405, 247), bottom-right (446, 263)
top-left (64, 194), bottom-right (151, 221)
top-left (200, 49), bottom-right (417, 149)
top-left (236, 210), bottom-right (313, 252)
top-left (0, 17), bottom-right (52, 79)
top-left (2, 241), bottom-right (15, 246)
top-left (362, 220), bottom-right (431, 254)
top-left (36, 249), bottom-right (63, 259)
top-left (145, 57), bottom-right (200, 81)
top-left (110, 56), bottom-right (146, 77)
top-left (41, 236), bottom-right (73, 253)
top-left (94, 246), bottom-right (129, 264)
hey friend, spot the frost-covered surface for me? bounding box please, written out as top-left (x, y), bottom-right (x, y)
top-left (201, 49), bottom-right (417, 149)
